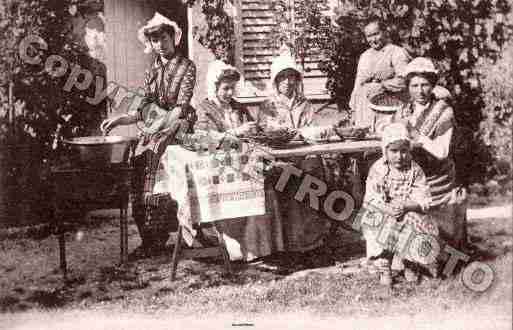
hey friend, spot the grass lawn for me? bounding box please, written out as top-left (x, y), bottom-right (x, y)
top-left (0, 198), bottom-right (511, 329)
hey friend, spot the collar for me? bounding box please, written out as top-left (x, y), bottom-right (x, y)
top-left (154, 53), bottom-right (180, 68)
top-left (413, 101), bottom-right (431, 112)
top-left (213, 97), bottom-right (233, 112)
top-left (276, 93), bottom-right (299, 109)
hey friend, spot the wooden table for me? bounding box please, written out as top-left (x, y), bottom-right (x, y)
top-left (265, 138), bottom-right (382, 240)
top-left (266, 138), bottom-right (381, 158)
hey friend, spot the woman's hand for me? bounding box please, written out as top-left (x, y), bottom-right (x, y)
top-left (406, 121), bottom-right (420, 141)
top-left (234, 121), bottom-right (257, 137)
top-left (388, 200), bottom-right (407, 219)
top-left (264, 120), bottom-right (286, 131)
top-left (100, 114), bottom-right (139, 135)
top-left (366, 82), bottom-right (385, 99)
top-left (361, 75), bottom-right (378, 85)
top-left (100, 117), bottom-right (119, 135)
top-left (299, 126), bottom-right (333, 141)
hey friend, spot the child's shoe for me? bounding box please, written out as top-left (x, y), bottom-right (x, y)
top-left (427, 264), bottom-right (438, 279)
top-left (404, 267), bottom-right (419, 283)
top-left (374, 258), bottom-right (392, 286)
top-left (380, 268), bottom-right (393, 286)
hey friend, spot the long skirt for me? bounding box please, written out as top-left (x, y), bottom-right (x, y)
top-left (131, 120), bottom-right (189, 248)
top-left (362, 207), bottom-right (440, 267)
top-left (275, 156), bottom-right (331, 252)
top-left (430, 186), bottom-right (468, 250)
top-left (202, 187), bottom-right (285, 261)
top-left (424, 161), bottom-right (468, 250)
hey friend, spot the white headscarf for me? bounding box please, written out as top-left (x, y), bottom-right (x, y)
top-left (137, 12), bottom-right (183, 54)
top-left (381, 122), bottom-right (411, 155)
top-left (206, 60), bottom-right (241, 101)
top-left (401, 57), bottom-right (438, 77)
top-left (402, 57), bottom-right (452, 100)
top-left (269, 46), bottom-right (304, 97)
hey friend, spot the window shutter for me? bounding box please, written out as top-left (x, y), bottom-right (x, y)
top-left (291, 0), bottom-right (329, 96)
top-left (234, 0), bottom-right (277, 96)
top-left (235, 0), bottom-right (329, 99)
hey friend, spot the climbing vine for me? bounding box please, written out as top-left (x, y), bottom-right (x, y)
top-left (190, 0), bottom-right (236, 64)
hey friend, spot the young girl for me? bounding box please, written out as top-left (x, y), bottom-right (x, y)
top-left (361, 122), bottom-right (439, 286)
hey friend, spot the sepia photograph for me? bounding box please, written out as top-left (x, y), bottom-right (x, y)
top-left (0, 0), bottom-right (511, 329)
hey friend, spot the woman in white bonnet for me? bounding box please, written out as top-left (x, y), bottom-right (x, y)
top-left (99, 13), bottom-right (197, 259)
top-left (393, 57), bottom-right (468, 251)
top-left (259, 50), bottom-right (331, 262)
top-left (195, 60), bottom-right (258, 139)
top-left (193, 60), bottom-right (285, 262)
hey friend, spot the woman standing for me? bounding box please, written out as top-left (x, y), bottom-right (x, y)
top-left (349, 18), bottom-right (411, 131)
top-left (393, 57), bottom-right (468, 250)
top-left (100, 13), bottom-right (197, 258)
top-left (194, 60), bottom-right (285, 261)
top-left (259, 51), bottom-right (331, 255)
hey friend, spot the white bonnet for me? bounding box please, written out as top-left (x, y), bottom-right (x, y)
top-left (137, 12), bottom-right (183, 54)
top-left (381, 122), bottom-right (411, 153)
top-left (206, 60), bottom-right (241, 101)
top-left (269, 46), bottom-right (303, 95)
top-left (402, 57), bottom-right (438, 77)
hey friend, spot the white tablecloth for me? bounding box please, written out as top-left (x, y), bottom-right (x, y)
top-left (154, 145), bottom-right (266, 244)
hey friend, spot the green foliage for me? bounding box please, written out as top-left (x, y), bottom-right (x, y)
top-left (310, 0), bottom-right (512, 185)
top-left (269, 0), bottom-right (333, 71)
top-left (0, 0), bottom-right (105, 160)
top-left (478, 41), bottom-right (513, 180)
top-left (189, 0), bottom-right (512, 184)
top-left (193, 0), bottom-right (236, 64)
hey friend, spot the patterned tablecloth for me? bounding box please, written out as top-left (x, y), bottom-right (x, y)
top-left (154, 145), bottom-right (266, 244)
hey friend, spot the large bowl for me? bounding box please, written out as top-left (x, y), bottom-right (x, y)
top-left (63, 135), bottom-right (137, 166)
top-left (369, 91), bottom-right (406, 113)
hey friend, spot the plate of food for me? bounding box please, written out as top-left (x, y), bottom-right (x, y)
top-left (245, 127), bottom-right (298, 148)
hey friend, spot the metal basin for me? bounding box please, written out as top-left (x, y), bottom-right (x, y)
top-left (63, 136), bottom-right (137, 165)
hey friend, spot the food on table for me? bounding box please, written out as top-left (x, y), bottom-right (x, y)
top-left (333, 125), bottom-right (370, 140)
top-left (245, 127), bottom-right (298, 147)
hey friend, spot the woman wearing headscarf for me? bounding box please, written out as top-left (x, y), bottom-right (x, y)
top-left (100, 13), bottom-right (197, 258)
top-left (259, 50), bottom-right (331, 257)
top-left (193, 60), bottom-right (285, 261)
top-left (392, 57), bottom-right (468, 250)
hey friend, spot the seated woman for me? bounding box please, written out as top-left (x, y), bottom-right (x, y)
top-left (361, 123), bottom-right (439, 286)
top-left (194, 60), bottom-right (285, 262)
top-left (393, 57), bottom-right (467, 250)
top-left (259, 51), bottom-right (331, 257)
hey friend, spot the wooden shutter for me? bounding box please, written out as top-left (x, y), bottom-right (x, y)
top-left (291, 0), bottom-right (329, 96)
top-left (235, 0), bottom-right (329, 99)
top-left (235, 0), bottom-right (278, 95)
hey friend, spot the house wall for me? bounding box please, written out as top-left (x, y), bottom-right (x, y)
top-left (188, 2), bottom-right (216, 105)
top-left (73, 0), bottom-right (343, 136)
